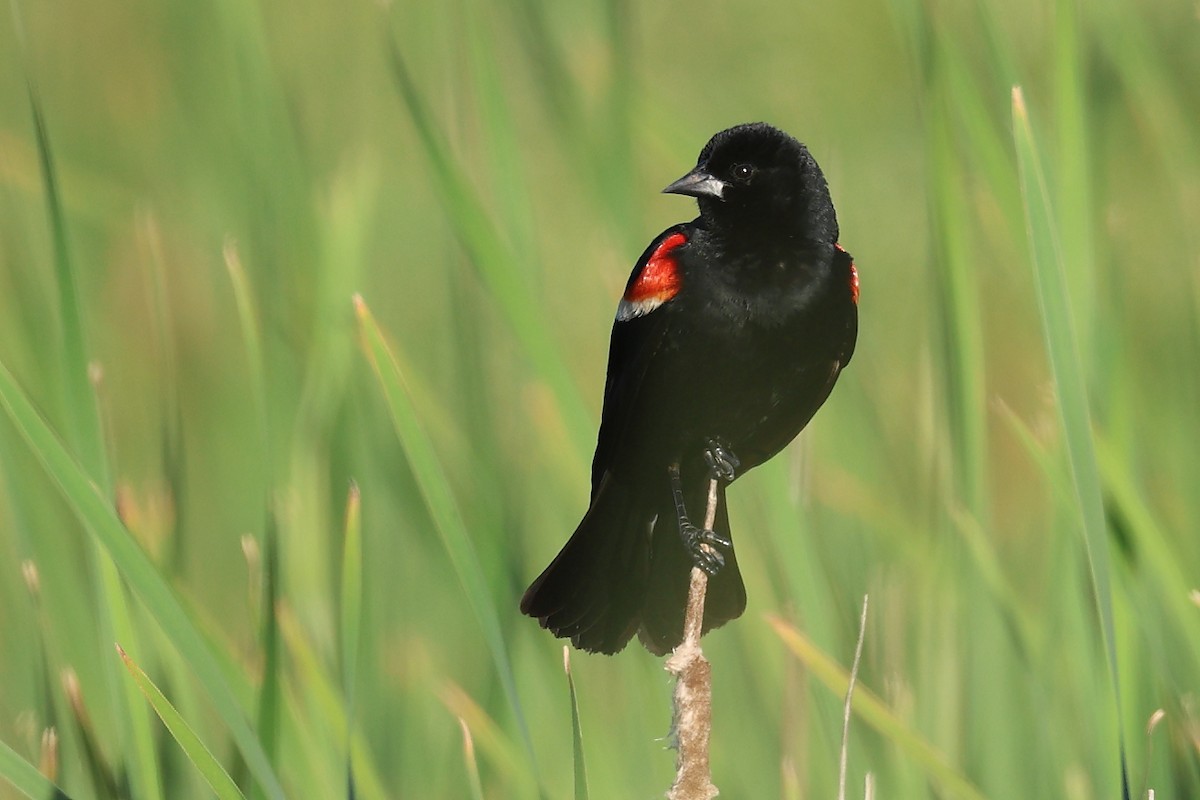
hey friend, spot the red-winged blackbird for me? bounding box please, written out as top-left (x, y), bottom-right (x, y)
top-left (521, 123), bottom-right (859, 655)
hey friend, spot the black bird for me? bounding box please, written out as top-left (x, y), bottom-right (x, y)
top-left (521, 123), bottom-right (859, 655)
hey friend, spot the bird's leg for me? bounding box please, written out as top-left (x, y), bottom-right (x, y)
top-left (669, 463), bottom-right (731, 576)
top-left (703, 438), bottom-right (741, 483)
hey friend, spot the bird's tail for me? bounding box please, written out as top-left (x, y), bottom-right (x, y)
top-left (520, 475), bottom-right (653, 654)
top-left (521, 474), bottom-right (748, 656)
top-left (637, 481), bottom-right (747, 655)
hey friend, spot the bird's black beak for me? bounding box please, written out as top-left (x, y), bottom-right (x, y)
top-left (662, 168), bottom-right (727, 200)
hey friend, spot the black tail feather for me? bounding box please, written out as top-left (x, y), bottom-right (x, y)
top-left (522, 473), bottom-right (746, 656)
top-left (520, 476), bottom-right (652, 654)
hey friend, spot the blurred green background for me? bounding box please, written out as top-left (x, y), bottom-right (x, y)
top-left (1, 0), bottom-right (1198, 797)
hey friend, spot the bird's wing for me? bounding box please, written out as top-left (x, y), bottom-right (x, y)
top-left (588, 225), bottom-right (691, 499)
top-left (733, 245), bottom-right (859, 467)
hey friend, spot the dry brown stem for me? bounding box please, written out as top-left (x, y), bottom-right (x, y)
top-left (665, 476), bottom-right (720, 800)
top-left (838, 594), bottom-right (870, 800)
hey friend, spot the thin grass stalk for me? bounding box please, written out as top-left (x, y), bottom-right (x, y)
top-left (562, 648), bottom-right (589, 800)
top-left (440, 683), bottom-right (540, 798)
top-left (340, 483), bottom-right (364, 798)
top-left (769, 616), bottom-right (987, 800)
top-left (837, 595), bottom-right (869, 800)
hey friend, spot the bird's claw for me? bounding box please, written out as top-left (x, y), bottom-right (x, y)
top-left (704, 439), bottom-right (741, 483)
top-left (680, 520), bottom-right (732, 575)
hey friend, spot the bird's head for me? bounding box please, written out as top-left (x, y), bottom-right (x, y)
top-left (663, 122), bottom-right (839, 245)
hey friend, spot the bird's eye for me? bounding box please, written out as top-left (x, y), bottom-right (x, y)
top-left (731, 163), bottom-right (755, 182)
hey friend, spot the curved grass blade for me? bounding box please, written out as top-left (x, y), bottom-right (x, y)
top-left (440, 683), bottom-right (539, 798)
top-left (0, 359), bottom-right (286, 800)
top-left (458, 719), bottom-right (486, 800)
top-left (0, 737), bottom-right (73, 800)
top-left (1011, 86), bottom-right (1130, 800)
top-left (354, 296), bottom-right (540, 780)
top-left (117, 646), bottom-right (247, 800)
top-left (562, 648), bottom-right (588, 800)
top-left (768, 616), bottom-right (987, 800)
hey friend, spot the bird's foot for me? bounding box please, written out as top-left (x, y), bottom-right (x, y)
top-left (679, 519), bottom-right (732, 576)
top-left (704, 438), bottom-right (741, 483)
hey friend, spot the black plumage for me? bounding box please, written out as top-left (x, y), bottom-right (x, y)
top-left (521, 123), bottom-right (859, 654)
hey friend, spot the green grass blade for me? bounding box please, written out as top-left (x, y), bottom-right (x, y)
top-left (768, 616), bottom-right (988, 800)
top-left (1011, 86), bottom-right (1130, 799)
top-left (340, 482), bottom-right (363, 796)
top-left (562, 648), bottom-right (589, 800)
top-left (354, 295), bottom-right (539, 777)
top-left (118, 646), bottom-right (247, 800)
top-left (0, 736), bottom-right (72, 800)
top-left (0, 359), bottom-right (286, 800)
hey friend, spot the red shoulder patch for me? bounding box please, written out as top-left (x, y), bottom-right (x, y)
top-left (617, 232), bottom-right (686, 321)
top-left (626, 232), bottom-right (685, 304)
top-left (836, 243), bottom-right (859, 305)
